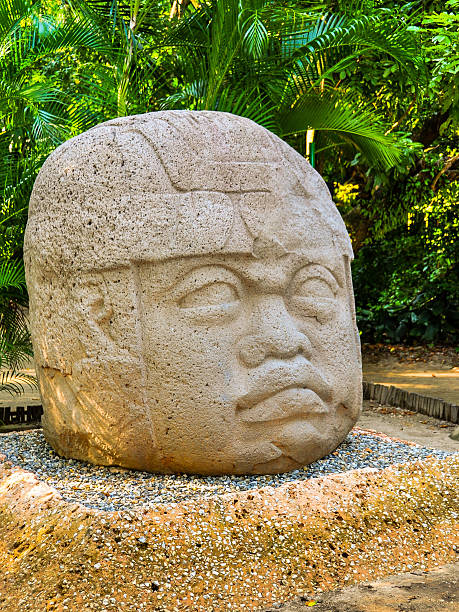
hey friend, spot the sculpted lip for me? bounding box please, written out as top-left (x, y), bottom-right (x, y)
top-left (238, 387), bottom-right (328, 423)
top-left (237, 359), bottom-right (333, 412)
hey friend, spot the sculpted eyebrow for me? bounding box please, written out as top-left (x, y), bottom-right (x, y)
top-left (275, 251), bottom-right (344, 282)
top-left (142, 253), bottom-right (346, 295)
top-left (293, 258), bottom-right (345, 288)
top-left (144, 258), bottom-right (245, 293)
top-left (313, 263), bottom-right (344, 288)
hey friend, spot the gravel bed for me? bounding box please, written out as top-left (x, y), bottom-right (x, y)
top-left (0, 429), bottom-right (454, 512)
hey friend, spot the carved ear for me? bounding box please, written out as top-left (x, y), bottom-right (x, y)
top-left (79, 281), bottom-right (113, 325)
top-left (73, 275), bottom-right (115, 354)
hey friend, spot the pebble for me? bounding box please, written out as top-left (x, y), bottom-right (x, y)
top-left (0, 429), bottom-right (454, 512)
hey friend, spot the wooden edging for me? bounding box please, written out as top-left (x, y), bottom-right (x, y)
top-left (0, 403), bottom-right (43, 428)
top-left (363, 381), bottom-right (459, 424)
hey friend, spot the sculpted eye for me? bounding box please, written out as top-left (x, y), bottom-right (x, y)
top-left (289, 264), bottom-right (339, 323)
top-left (179, 281), bottom-right (239, 308)
top-left (294, 276), bottom-right (335, 299)
top-left (290, 265), bottom-right (338, 298)
top-left (170, 265), bottom-right (243, 322)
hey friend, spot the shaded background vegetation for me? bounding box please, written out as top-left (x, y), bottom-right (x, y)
top-left (0, 0), bottom-right (458, 392)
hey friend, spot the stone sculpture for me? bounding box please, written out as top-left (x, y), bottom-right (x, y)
top-left (24, 111), bottom-right (362, 475)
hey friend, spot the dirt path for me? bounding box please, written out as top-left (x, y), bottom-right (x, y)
top-left (363, 362), bottom-right (459, 405)
top-left (362, 344), bottom-right (459, 405)
top-left (266, 562), bottom-right (459, 611)
top-left (358, 400), bottom-right (459, 452)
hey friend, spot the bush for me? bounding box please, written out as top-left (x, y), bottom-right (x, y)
top-left (353, 180), bottom-right (459, 345)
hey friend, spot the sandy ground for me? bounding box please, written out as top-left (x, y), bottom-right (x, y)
top-left (0, 368), bottom-right (38, 406)
top-left (266, 562), bottom-right (458, 611)
top-left (358, 400), bottom-right (459, 452)
top-left (362, 345), bottom-right (459, 405)
top-left (363, 362), bottom-right (459, 405)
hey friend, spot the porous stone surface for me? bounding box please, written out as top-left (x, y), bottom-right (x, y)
top-left (24, 110), bottom-right (361, 474)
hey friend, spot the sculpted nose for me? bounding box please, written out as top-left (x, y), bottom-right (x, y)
top-left (238, 295), bottom-right (312, 368)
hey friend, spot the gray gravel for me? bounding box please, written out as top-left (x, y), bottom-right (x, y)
top-left (0, 429), bottom-right (454, 512)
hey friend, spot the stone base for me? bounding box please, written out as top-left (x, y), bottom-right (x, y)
top-left (0, 450), bottom-right (457, 611)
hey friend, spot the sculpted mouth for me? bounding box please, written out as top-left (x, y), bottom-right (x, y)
top-left (236, 359), bottom-right (333, 423)
top-left (238, 386), bottom-right (328, 423)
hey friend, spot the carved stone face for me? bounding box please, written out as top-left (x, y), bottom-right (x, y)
top-left (24, 111), bottom-right (361, 474)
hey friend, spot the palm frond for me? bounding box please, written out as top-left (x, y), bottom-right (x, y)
top-left (163, 3), bottom-right (211, 47)
top-left (0, 259), bottom-right (25, 290)
top-left (281, 92), bottom-right (404, 169)
top-left (239, 10), bottom-right (269, 59)
top-left (73, 0), bottom-right (166, 37)
top-left (278, 10), bottom-right (424, 87)
top-left (0, 370), bottom-right (36, 396)
top-left (0, 256), bottom-right (32, 379)
top-left (210, 86), bottom-right (278, 133)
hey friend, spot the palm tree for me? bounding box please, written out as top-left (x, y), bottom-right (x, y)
top-left (0, 0), bottom-right (115, 154)
top-left (0, 258), bottom-right (35, 395)
top-left (72, 0), bottom-right (173, 117)
top-left (160, 0), bottom-right (425, 170)
top-left (0, 0), bottom-right (117, 268)
top-left (0, 0), bottom-right (115, 395)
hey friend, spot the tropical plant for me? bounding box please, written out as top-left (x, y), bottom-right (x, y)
top-left (160, 0), bottom-right (425, 170)
top-left (422, 0), bottom-right (459, 130)
top-left (71, 0), bottom-right (174, 117)
top-left (0, 0), bottom-right (119, 262)
top-left (0, 0), bottom-right (456, 353)
top-left (352, 148), bottom-right (459, 345)
top-left (0, 0), bottom-right (113, 153)
top-left (0, 0), bottom-right (111, 395)
top-left (0, 259), bottom-right (35, 395)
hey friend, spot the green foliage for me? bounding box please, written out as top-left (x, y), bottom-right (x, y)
top-left (71, 0), bottom-right (174, 117)
top-left (0, 0), bottom-right (457, 354)
top-left (0, 0), bottom-right (111, 395)
top-left (354, 178), bottom-right (459, 344)
top-left (422, 0), bottom-right (459, 123)
top-left (281, 93), bottom-right (404, 169)
top-left (0, 259), bottom-right (36, 395)
top-left (161, 0), bottom-right (423, 169)
top-left (0, 0), bottom-right (112, 151)
top-left (325, 1), bottom-right (458, 347)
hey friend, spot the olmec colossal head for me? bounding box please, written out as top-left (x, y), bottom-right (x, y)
top-left (25, 111), bottom-right (362, 475)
